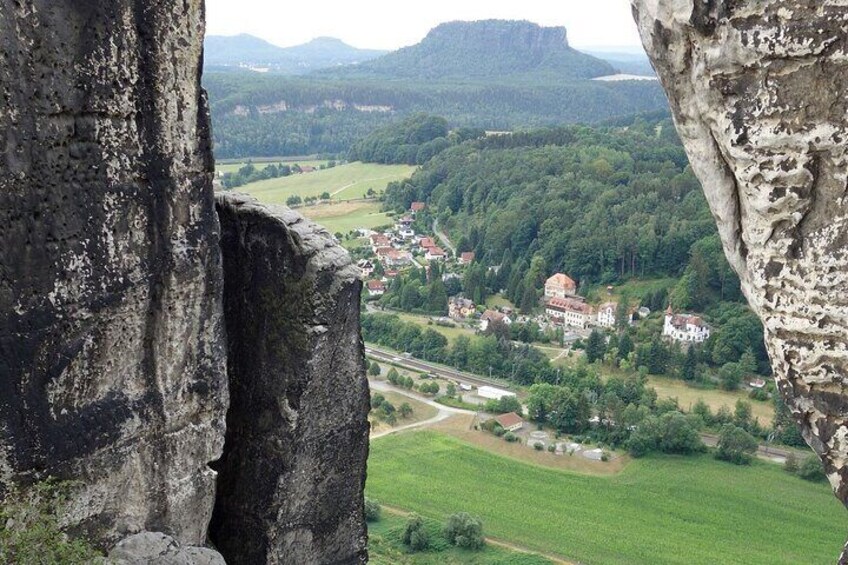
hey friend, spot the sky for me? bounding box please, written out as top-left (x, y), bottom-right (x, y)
top-left (205, 0), bottom-right (643, 51)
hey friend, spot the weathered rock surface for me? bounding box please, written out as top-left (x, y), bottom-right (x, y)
top-left (0, 0), bottom-right (227, 546)
top-left (108, 532), bottom-right (225, 565)
top-left (212, 192), bottom-right (369, 564)
top-left (632, 0), bottom-right (848, 552)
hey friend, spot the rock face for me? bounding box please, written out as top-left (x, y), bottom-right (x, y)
top-left (108, 532), bottom-right (225, 565)
top-left (632, 0), bottom-right (848, 549)
top-left (212, 193), bottom-right (369, 564)
top-left (0, 0), bottom-right (227, 546)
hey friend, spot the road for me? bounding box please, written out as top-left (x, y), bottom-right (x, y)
top-left (369, 379), bottom-right (474, 439)
top-left (432, 218), bottom-right (456, 255)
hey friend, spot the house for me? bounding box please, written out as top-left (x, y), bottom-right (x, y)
top-left (449, 297), bottom-right (476, 320)
top-left (596, 302), bottom-right (618, 328)
top-left (399, 215), bottom-right (414, 227)
top-left (383, 270), bottom-right (399, 279)
top-left (418, 237), bottom-right (436, 250)
top-left (410, 202), bottom-right (426, 213)
top-left (546, 297), bottom-right (593, 329)
top-left (425, 246), bottom-right (446, 261)
top-left (369, 233), bottom-right (391, 252)
top-left (495, 412), bottom-right (524, 432)
top-left (366, 280), bottom-right (386, 297)
top-left (459, 252), bottom-right (476, 265)
top-left (356, 259), bottom-right (375, 279)
top-left (299, 165), bottom-right (316, 173)
top-left (663, 306), bottom-right (711, 343)
top-left (377, 248), bottom-right (413, 268)
top-left (545, 273), bottom-right (578, 299)
top-left (478, 386), bottom-right (516, 401)
top-left (398, 227), bottom-right (415, 239)
top-left (596, 302), bottom-right (631, 328)
top-left (750, 378), bottom-right (767, 389)
top-left (480, 310), bottom-right (512, 332)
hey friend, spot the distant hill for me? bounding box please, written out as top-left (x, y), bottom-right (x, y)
top-left (204, 34), bottom-right (387, 74)
top-left (318, 20), bottom-right (615, 81)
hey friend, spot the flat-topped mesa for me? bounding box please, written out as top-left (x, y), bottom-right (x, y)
top-left (631, 0), bottom-right (848, 553)
top-left (0, 0), bottom-right (226, 546)
top-left (212, 193), bottom-right (369, 564)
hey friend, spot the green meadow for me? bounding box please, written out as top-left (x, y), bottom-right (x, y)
top-left (367, 431), bottom-right (847, 565)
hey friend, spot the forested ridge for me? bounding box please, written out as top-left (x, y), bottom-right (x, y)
top-left (205, 72), bottom-right (668, 159)
top-left (383, 119), bottom-right (735, 293)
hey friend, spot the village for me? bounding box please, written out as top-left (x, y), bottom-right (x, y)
top-left (355, 202), bottom-right (712, 348)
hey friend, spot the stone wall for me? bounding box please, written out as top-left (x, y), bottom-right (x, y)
top-left (212, 193), bottom-right (369, 564)
top-left (0, 0), bottom-right (227, 546)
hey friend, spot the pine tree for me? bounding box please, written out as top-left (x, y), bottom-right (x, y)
top-left (586, 330), bottom-right (606, 363)
top-left (682, 344), bottom-right (698, 381)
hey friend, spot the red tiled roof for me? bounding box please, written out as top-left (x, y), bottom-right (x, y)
top-left (546, 273), bottom-right (577, 290)
top-left (495, 412), bottom-right (523, 429)
top-left (410, 202), bottom-right (426, 212)
top-left (367, 280), bottom-right (385, 291)
top-left (548, 297), bottom-right (593, 315)
top-left (461, 252), bottom-right (475, 263)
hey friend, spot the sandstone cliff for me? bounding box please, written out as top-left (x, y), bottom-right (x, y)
top-left (0, 0), bottom-right (227, 544)
top-left (631, 0), bottom-right (848, 557)
top-left (212, 193), bottom-right (369, 564)
top-left (0, 1), bottom-right (369, 562)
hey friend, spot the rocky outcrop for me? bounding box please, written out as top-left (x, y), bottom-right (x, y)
top-left (631, 0), bottom-right (848, 551)
top-left (108, 532), bottom-right (225, 565)
top-left (0, 0), bottom-right (227, 546)
top-left (212, 193), bottom-right (369, 564)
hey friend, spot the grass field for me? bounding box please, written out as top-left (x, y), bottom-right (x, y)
top-left (298, 201), bottom-right (393, 234)
top-left (647, 374), bottom-right (775, 424)
top-left (392, 312), bottom-right (477, 344)
top-left (369, 510), bottom-right (555, 565)
top-left (239, 162), bottom-right (415, 204)
top-left (368, 431), bottom-right (846, 565)
top-left (215, 159), bottom-right (325, 175)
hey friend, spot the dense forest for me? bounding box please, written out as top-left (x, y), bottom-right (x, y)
top-left (204, 73), bottom-right (668, 159)
top-left (384, 119), bottom-right (734, 292)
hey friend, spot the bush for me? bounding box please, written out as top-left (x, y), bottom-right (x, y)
top-left (364, 498), bottom-right (381, 522)
top-left (494, 426), bottom-right (506, 438)
top-left (443, 512), bottom-right (485, 550)
top-left (399, 402), bottom-right (413, 418)
top-left (371, 393), bottom-right (385, 410)
top-left (784, 453), bottom-right (799, 474)
top-left (547, 444), bottom-right (556, 453)
top-left (387, 368), bottom-right (401, 385)
top-left (601, 451), bottom-right (610, 462)
top-left (402, 514), bottom-right (430, 551)
top-left (369, 362), bottom-right (382, 376)
top-left (797, 454), bottom-right (827, 482)
top-left (714, 424), bottom-right (758, 465)
top-left (0, 480), bottom-right (102, 564)
top-left (533, 442), bottom-right (544, 451)
top-left (503, 431), bottom-right (518, 442)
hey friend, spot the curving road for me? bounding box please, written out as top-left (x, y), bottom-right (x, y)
top-left (369, 379), bottom-right (474, 439)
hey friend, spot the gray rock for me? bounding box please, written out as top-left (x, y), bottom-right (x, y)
top-left (109, 532), bottom-right (225, 565)
top-left (212, 193), bottom-right (369, 564)
top-left (631, 1), bottom-right (848, 557)
top-left (0, 0), bottom-right (227, 547)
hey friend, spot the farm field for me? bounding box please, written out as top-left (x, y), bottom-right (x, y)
top-left (239, 161), bottom-right (415, 204)
top-left (367, 431), bottom-right (846, 565)
top-left (369, 509), bottom-right (555, 565)
top-left (299, 201), bottom-right (393, 234)
top-left (647, 374), bottom-right (775, 424)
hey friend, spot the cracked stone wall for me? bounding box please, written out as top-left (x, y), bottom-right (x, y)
top-left (0, 0), bottom-right (227, 546)
top-left (631, 0), bottom-right (848, 556)
top-left (212, 193), bottom-right (369, 565)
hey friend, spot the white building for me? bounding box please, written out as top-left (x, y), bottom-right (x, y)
top-left (663, 306), bottom-right (711, 343)
top-left (546, 297), bottom-right (593, 329)
top-left (597, 302), bottom-right (633, 328)
top-left (478, 386), bottom-right (516, 401)
top-left (480, 310), bottom-right (512, 332)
